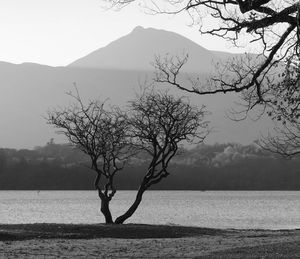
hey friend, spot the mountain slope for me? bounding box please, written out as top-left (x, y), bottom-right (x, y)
top-left (69, 26), bottom-right (225, 73)
top-left (0, 27), bottom-right (274, 149)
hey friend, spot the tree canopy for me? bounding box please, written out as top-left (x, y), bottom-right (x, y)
top-left (47, 88), bottom-right (209, 224)
top-left (115, 90), bottom-right (209, 223)
top-left (47, 89), bottom-right (131, 223)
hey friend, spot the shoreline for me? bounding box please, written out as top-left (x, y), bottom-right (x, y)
top-left (1, 224), bottom-right (300, 258)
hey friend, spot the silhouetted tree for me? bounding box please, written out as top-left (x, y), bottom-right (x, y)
top-left (47, 89), bottom-right (209, 224)
top-left (115, 89), bottom-right (209, 223)
top-left (260, 120), bottom-right (300, 157)
top-left (47, 89), bottom-right (132, 223)
top-left (107, 0), bottom-right (300, 156)
top-left (259, 56), bottom-right (300, 157)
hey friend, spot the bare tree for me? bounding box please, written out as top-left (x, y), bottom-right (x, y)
top-left (115, 89), bottom-right (209, 224)
top-left (47, 89), bottom-right (209, 224)
top-left (259, 56), bottom-right (300, 157)
top-left (142, 0), bottom-right (299, 107)
top-left (47, 90), bottom-right (132, 224)
top-left (260, 122), bottom-right (300, 157)
top-left (106, 0), bottom-right (300, 156)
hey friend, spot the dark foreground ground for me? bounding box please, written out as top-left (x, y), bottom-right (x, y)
top-left (0, 224), bottom-right (300, 258)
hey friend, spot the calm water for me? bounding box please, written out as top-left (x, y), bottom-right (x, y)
top-left (0, 191), bottom-right (299, 229)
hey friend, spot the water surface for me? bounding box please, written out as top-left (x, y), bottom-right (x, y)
top-left (0, 191), bottom-right (299, 229)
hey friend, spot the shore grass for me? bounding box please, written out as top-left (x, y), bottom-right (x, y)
top-left (0, 223), bottom-right (224, 241)
top-left (1, 224), bottom-right (300, 258)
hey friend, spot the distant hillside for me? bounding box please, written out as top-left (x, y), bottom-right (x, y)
top-left (0, 27), bottom-right (274, 149)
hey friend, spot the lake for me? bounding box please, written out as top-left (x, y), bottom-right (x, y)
top-left (0, 191), bottom-right (299, 229)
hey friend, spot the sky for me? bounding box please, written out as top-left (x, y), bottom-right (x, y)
top-left (0, 0), bottom-right (246, 66)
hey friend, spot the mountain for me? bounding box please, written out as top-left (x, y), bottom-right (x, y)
top-left (0, 27), bottom-right (274, 149)
top-left (0, 63), bottom-right (143, 148)
top-left (69, 26), bottom-right (226, 73)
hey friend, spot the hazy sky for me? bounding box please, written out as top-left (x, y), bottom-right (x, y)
top-left (0, 0), bottom-right (245, 66)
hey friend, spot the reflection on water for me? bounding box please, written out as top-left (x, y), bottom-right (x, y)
top-left (0, 191), bottom-right (299, 229)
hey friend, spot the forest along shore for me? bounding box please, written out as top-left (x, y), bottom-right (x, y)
top-left (0, 224), bottom-right (300, 258)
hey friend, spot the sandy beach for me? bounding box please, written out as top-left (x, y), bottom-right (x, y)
top-left (0, 224), bottom-right (300, 258)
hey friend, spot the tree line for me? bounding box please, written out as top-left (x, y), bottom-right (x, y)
top-left (1, 141), bottom-right (299, 190)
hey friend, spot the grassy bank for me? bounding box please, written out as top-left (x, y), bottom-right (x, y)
top-left (0, 223), bottom-right (224, 240)
top-left (0, 224), bottom-right (300, 258)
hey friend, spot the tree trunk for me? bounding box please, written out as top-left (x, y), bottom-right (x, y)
top-left (101, 198), bottom-right (113, 224)
top-left (115, 186), bottom-right (146, 224)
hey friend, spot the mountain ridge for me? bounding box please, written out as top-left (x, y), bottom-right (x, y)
top-left (0, 26), bottom-right (273, 149)
top-left (0, 26), bottom-right (239, 70)
top-left (68, 26), bottom-right (235, 72)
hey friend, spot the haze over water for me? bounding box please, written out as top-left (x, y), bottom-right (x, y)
top-left (1, 190), bottom-right (299, 229)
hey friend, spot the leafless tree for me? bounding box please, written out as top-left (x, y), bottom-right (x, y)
top-left (260, 121), bottom-right (300, 157)
top-left (106, 0), bottom-right (300, 156)
top-left (259, 56), bottom-right (300, 157)
top-left (115, 89), bottom-right (209, 223)
top-left (47, 88), bottom-right (209, 224)
top-left (47, 89), bottom-right (132, 224)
